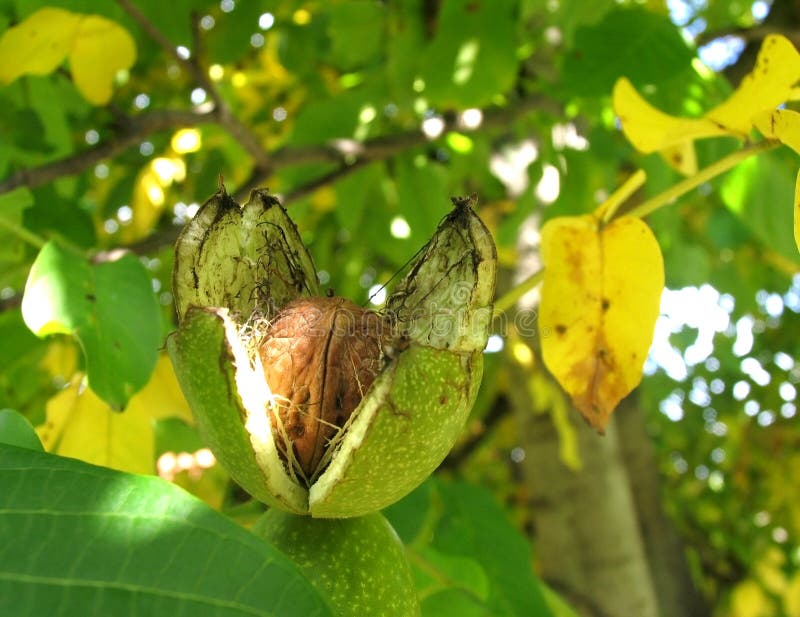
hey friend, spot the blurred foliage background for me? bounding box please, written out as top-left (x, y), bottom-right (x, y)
top-left (1, 0), bottom-right (799, 616)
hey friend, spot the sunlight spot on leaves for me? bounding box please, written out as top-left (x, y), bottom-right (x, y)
top-left (171, 129), bottom-right (202, 154)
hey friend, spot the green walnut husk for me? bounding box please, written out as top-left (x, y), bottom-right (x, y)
top-left (253, 509), bottom-right (419, 617)
top-left (167, 188), bottom-right (496, 518)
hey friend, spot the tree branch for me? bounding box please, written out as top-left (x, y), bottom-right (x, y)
top-left (0, 109), bottom-right (210, 194)
top-left (122, 95), bottom-right (551, 255)
top-left (240, 94), bottom-right (552, 191)
top-left (114, 0), bottom-right (272, 173)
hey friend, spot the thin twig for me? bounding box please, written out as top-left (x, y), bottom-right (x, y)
top-left (240, 95), bottom-right (552, 191)
top-left (625, 140), bottom-right (778, 219)
top-left (283, 159), bottom-right (373, 204)
top-left (114, 0), bottom-right (272, 172)
top-left (494, 269), bottom-right (545, 315)
top-left (0, 110), bottom-right (209, 194)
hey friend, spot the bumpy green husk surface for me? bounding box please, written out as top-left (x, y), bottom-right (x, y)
top-left (253, 509), bottom-right (420, 617)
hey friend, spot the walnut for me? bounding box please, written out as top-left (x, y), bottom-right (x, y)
top-left (169, 188), bottom-right (496, 516)
top-left (258, 296), bottom-right (383, 481)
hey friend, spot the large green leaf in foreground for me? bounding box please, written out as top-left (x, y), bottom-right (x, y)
top-left (0, 444), bottom-right (333, 617)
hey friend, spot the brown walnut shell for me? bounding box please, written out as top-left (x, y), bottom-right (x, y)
top-left (258, 296), bottom-right (383, 481)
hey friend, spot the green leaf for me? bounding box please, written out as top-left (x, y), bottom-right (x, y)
top-left (0, 409), bottom-right (43, 451)
top-left (327, 1), bottom-right (385, 70)
top-left (0, 187), bottom-right (34, 264)
top-left (563, 7), bottom-right (694, 97)
top-left (122, 0), bottom-right (205, 49)
top-left (432, 481), bottom-right (554, 617)
top-left (383, 477), bottom-right (434, 545)
top-left (0, 310), bottom-right (50, 416)
top-left (385, 0), bottom-right (427, 110)
top-left (720, 150), bottom-right (800, 266)
top-left (386, 479), bottom-right (555, 617)
top-left (417, 547), bottom-right (490, 601)
top-left (24, 185), bottom-right (97, 250)
top-left (395, 156), bottom-right (450, 242)
top-left (421, 588), bottom-right (487, 617)
top-left (0, 444), bottom-right (333, 617)
top-left (21, 242), bottom-right (160, 409)
top-left (205, 2), bottom-right (264, 64)
top-left (420, 0), bottom-right (518, 107)
top-left (289, 88), bottom-right (370, 145)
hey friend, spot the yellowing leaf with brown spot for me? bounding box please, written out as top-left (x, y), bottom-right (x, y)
top-left (753, 108), bottom-right (800, 154)
top-left (660, 141), bottom-right (698, 176)
top-left (69, 15), bottom-right (136, 105)
top-left (539, 215), bottom-right (664, 431)
top-left (36, 355), bottom-right (192, 474)
top-left (0, 8), bottom-right (81, 84)
top-left (614, 35), bottom-right (800, 154)
top-left (0, 8), bottom-right (135, 105)
top-left (708, 34), bottom-right (800, 135)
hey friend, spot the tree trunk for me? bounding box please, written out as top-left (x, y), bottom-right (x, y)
top-left (616, 395), bottom-right (710, 617)
top-left (517, 399), bottom-right (659, 617)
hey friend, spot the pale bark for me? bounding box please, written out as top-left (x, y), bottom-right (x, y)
top-left (515, 392), bottom-right (659, 617)
top-left (616, 397), bottom-right (709, 617)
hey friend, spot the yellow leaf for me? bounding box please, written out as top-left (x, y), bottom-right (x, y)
top-left (731, 580), bottom-right (773, 617)
top-left (39, 339), bottom-right (79, 383)
top-left (118, 163), bottom-right (174, 243)
top-left (755, 548), bottom-right (787, 596)
top-left (613, 77), bottom-right (725, 153)
top-left (36, 355), bottom-right (191, 474)
top-left (794, 172), bottom-right (800, 258)
top-left (134, 355), bottom-right (193, 424)
top-left (37, 375), bottom-right (155, 474)
top-left (69, 15), bottom-right (136, 104)
top-left (0, 9), bottom-right (135, 105)
top-left (660, 141), bottom-right (698, 176)
top-left (539, 215), bottom-right (664, 431)
top-left (786, 571), bottom-right (800, 617)
top-left (796, 169), bottom-right (800, 255)
top-left (614, 35), bottom-right (800, 155)
top-left (708, 34), bottom-right (800, 135)
top-left (0, 8), bottom-right (81, 84)
top-left (311, 186), bottom-right (337, 212)
top-left (753, 108), bottom-right (800, 154)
